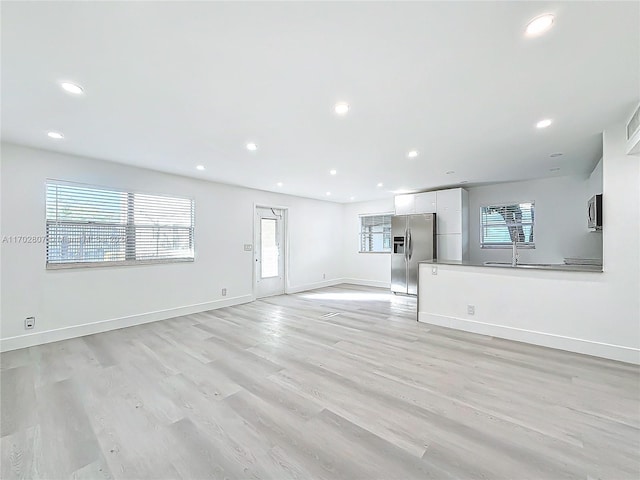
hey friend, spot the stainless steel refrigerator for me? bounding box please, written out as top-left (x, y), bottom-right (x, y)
top-left (391, 213), bottom-right (437, 295)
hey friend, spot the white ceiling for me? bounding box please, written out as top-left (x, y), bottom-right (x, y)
top-left (2, 1), bottom-right (639, 203)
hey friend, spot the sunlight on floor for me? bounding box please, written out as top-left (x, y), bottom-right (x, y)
top-left (300, 291), bottom-right (413, 303)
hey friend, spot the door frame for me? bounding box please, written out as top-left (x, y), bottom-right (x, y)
top-left (253, 203), bottom-right (289, 298)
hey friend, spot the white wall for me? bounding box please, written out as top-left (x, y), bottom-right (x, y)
top-left (418, 122), bottom-right (640, 364)
top-left (467, 173), bottom-right (603, 265)
top-left (341, 198), bottom-right (394, 288)
top-left (587, 157), bottom-right (603, 198)
top-left (0, 143), bottom-right (344, 350)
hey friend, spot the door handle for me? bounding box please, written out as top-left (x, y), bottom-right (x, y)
top-left (404, 228), bottom-right (409, 261)
top-left (408, 230), bottom-right (412, 260)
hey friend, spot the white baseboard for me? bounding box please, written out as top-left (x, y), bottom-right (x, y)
top-left (341, 278), bottom-right (390, 289)
top-left (418, 312), bottom-right (640, 365)
top-left (0, 294), bottom-right (254, 353)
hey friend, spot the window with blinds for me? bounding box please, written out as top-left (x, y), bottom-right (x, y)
top-left (359, 214), bottom-right (392, 253)
top-left (480, 202), bottom-right (535, 248)
top-left (46, 181), bottom-right (195, 267)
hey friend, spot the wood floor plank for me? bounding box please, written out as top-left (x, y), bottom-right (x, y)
top-left (0, 425), bottom-right (40, 480)
top-left (0, 366), bottom-right (37, 438)
top-left (34, 379), bottom-right (105, 478)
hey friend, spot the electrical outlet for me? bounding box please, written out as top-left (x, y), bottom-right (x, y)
top-left (25, 317), bottom-right (35, 329)
top-left (467, 305), bottom-right (475, 316)
top-left (244, 244), bottom-right (252, 251)
top-left (432, 266), bottom-right (438, 275)
top-left (221, 288), bottom-right (227, 296)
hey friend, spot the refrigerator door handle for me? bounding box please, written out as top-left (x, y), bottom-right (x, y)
top-left (404, 228), bottom-right (409, 261)
top-left (408, 229), bottom-right (413, 260)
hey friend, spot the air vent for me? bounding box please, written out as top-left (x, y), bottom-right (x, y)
top-left (626, 103), bottom-right (640, 155)
top-left (320, 312), bottom-right (341, 318)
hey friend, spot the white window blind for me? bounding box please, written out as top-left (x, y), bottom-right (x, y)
top-left (359, 214), bottom-right (392, 253)
top-left (46, 181), bottom-right (194, 267)
top-left (481, 202), bottom-right (535, 248)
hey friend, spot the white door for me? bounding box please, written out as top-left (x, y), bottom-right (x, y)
top-left (255, 207), bottom-right (285, 298)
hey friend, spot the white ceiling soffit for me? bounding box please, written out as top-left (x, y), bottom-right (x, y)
top-left (1, 1), bottom-right (639, 202)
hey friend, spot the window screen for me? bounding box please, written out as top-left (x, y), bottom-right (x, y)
top-left (481, 202), bottom-right (535, 248)
top-left (359, 214), bottom-right (392, 253)
top-left (46, 181), bottom-right (194, 267)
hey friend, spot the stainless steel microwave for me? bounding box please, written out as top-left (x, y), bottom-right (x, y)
top-left (588, 194), bottom-right (603, 230)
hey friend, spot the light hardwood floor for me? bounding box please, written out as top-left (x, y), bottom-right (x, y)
top-left (1, 284), bottom-right (639, 479)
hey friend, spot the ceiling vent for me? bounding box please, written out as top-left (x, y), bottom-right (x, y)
top-left (626, 103), bottom-right (640, 156)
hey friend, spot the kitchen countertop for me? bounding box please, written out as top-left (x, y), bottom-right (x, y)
top-left (419, 259), bottom-right (603, 273)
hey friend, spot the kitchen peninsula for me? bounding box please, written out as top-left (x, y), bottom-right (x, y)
top-left (416, 123), bottom-right (638, 366)
top-left (416, 260), bottom-right (628, 360)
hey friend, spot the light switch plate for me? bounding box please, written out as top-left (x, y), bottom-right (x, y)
top-left (244, 244), bottom-right (253, 251)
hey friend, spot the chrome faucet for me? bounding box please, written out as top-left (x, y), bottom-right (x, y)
top-left (512, 240), bottom-right (519, 267)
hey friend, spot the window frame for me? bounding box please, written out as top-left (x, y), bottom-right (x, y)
top-left (480, 201), bottom-right (535, 249)
top-left (358, 213), bottom-right (393, 254)
top-left (45, 179), bottom-right (195, 269)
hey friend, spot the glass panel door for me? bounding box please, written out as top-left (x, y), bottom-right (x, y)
top-left (260, 218), bottom-right (278, 278)
top-left (255, 207), bottom-right (286, 298)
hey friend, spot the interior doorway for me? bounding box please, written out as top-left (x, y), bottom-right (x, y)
top-left (254, 206), bottom-right (286, 298)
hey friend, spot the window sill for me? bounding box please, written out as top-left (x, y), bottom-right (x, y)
top-left (46, 257), bottom-right (195, 270)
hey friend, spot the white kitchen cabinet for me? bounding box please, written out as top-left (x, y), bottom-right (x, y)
top-left (436, 188), bottom-right (463, 234)
top-left (414, 191), bottom-right (437, 214)
top-left (395, 191), bottom-right (436, 214)
top-left (435, 188), bottom-right (468, 261)
top-left (395, 187), bottom-right (468, 262)
top-left (437, 234), bottom-right (463, 262)
top-left (394, 194), bottom-right (415, 214)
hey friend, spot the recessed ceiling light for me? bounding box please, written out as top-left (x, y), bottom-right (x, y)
top-left (196, 165), bottom-right (205, 171)
top-left (60, 82), bottom-right (84, 95)
top-left (536, 119), bottom-right (553, 129)
top-left (525, 14), bottom-right (555, 37)
top-left (550, 167), bottom-right (561, 172)
top-left (407, 150), bottom-right (419, 159)
top-left (47, 131), bottom-right (64, 139)
top-left (329, 169), bottom-right (337, 175)
top-left (377, 183), bottom-right (383, 187)
top-left (549, 152), bottom-right (564, 158)
top-left (446, 170), bottom-right (455, 175)
top-left (334, 102), bottom-right (350, 115)
top-left (246, 142), bottom-right (258, 151)
top-left (326, 191), bottom-right (331, 196)
top-left (277, 182), bottom-right (283, 187)
top-left (350, 196), bottom-right (355, 201)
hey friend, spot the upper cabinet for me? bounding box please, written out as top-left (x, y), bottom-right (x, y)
top-left (414, 191), bottom-right (437, 214)
top-left (394, 194), bottom-right (415, 215)
top-left (436, 188), bottom-right (463, 234)
top-left (394, 191), bottom-right (436, 215)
